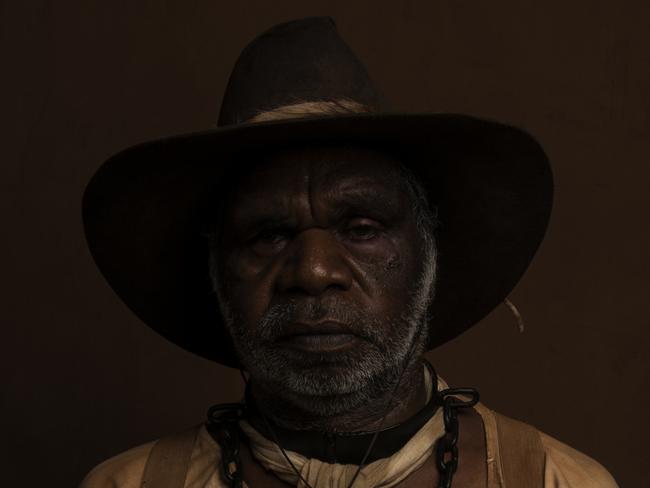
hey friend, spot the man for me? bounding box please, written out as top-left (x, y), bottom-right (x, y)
top-left (80, 17), bottom-right (618, 487)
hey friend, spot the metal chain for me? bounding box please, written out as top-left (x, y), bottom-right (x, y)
top-left (206, 403), bottom-right (246, 488)
top-left (435, 388), bottom-right (480, 488)
top-left (207, 384), bottom-right (480, 488)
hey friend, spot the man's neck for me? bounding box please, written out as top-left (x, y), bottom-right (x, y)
top-left (246, 357), bottom-right (428, 433)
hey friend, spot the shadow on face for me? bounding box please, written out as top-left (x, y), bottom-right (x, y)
top-left (210, 145), bottom-right (436, 411)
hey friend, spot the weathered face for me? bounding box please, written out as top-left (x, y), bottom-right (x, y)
top-left (214, 146), bottom-right (436, 413)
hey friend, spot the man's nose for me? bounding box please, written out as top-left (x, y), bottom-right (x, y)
top-left (276, 229), bottom-right (354, 295)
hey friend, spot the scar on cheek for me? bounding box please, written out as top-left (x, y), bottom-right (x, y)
top-left (385, 254), bottom-right (401, 270)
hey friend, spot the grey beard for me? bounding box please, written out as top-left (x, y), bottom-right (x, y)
top-left (216, 243), bottom-right (437, 417)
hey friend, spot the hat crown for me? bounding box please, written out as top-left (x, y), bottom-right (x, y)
top-left (217, 17), bottom-right (387, 126)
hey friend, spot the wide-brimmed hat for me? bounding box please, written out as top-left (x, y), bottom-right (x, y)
top-left (82, 17), bottom-right (552, 368)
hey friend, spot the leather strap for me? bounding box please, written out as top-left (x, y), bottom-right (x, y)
top-left (141, 426), bottom-right (200, 488)
top-left (494, 413), bottom-right (545, 487)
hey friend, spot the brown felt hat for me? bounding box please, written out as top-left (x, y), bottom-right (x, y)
top-left (82, 17), bottom-right (553, 367)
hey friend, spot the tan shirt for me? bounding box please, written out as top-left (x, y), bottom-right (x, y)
top-left (80, 402), bottom-right (618, 488)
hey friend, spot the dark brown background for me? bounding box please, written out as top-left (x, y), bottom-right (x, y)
top-left (2, 1), bottom-right (649, 486)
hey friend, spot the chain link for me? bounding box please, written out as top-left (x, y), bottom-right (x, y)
top-left (206, 404), bottom-right (246, 488)
top-left (435, 388), bottom-right (480, 488)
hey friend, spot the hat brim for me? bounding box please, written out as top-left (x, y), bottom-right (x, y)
top-left (83, 112), bottom-right (552, 368)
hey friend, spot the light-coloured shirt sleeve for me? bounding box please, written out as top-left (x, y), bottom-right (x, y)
top-left (79, 441), bottom-right (155, 488)
top-left (474, 403), bottom-right (619, 488)
top-left (541, 432), bottom-right (619, 488)
top-left (79, 427), bottom-right (230, 488)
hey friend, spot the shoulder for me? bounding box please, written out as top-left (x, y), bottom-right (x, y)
top-left (79, 425), bottom-right (225, 488)
top-left (474, 404), bottom-right (618, 488)
top-left (79, 440), bottom-right (155, 488)
top-left (539, 431), bottom-right (619, 488)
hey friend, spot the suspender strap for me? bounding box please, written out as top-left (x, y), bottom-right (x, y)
top-left (141, 426), bottom-right (200, 488)
top-left (494, 412), bottom-right (545, 487)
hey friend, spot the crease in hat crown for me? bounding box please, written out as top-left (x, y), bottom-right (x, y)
top-left (217, 16), bottom-right (388, 126)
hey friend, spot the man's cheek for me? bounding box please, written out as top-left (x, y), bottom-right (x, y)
top-left (224, 255), bottom-right (273, 296)
top-left (361, 255), bottom-right (411, 296)
top-left (229, 294), bottom-right (264, 330)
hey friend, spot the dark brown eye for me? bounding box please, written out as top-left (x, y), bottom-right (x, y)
top-left (247, 227), bottom-right (293, 255)
top-left (346, 222), bottom-right (380, 240)
top-left (255, 228), bottom-right (289, 244)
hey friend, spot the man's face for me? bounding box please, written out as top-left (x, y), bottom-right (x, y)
top-left (214, 146), bottom-right (436, 413)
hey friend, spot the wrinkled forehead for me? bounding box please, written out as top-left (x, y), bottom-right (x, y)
top-left (227, 145), bottom-right (407, 202)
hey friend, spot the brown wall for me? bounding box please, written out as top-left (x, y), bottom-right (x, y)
top-left (2, 1), bottom-right (649, 486)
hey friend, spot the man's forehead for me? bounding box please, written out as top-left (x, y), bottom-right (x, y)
top-left (231, 145), bottom-right (405, 197)
top-left (217, 146), bottom-right (412, 230)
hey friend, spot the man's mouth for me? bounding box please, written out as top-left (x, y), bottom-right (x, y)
top-left (277, 333), bottom-right (358, 352)
top-left (276, 321), bottom-right (359, 351)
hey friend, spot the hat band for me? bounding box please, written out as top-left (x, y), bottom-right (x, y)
top-left (248, 99), bottom-right (373, 123)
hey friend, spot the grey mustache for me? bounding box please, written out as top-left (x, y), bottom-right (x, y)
top-left (258, 299), bottom-right (378, 343)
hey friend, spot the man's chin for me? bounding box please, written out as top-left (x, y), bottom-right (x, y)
top-left (256, 359), bottom-right (405, 417)
top-left (247, 346), bottom-right (392, 398)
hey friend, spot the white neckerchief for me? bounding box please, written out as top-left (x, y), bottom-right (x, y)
top-left (238, 366), bottom-right (446, 487)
